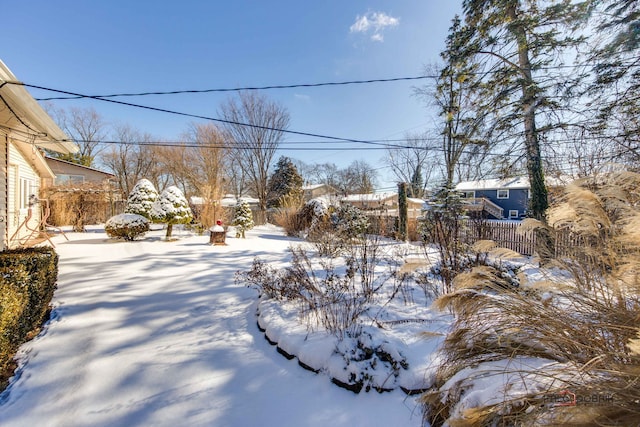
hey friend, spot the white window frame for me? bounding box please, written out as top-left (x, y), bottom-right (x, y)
top-left (19, 177), bottom-right (37, 209)
top-left (509, 209), bottom-right (519, 219)
top-left (497, 189), bottom-right (509, 199)
top-left (460, 190), bottom-right (475, 199)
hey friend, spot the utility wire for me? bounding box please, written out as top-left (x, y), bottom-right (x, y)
top-left (28, 60), bottom-right (640, 102)
top-left (9, 81), bottom-right (414, 149)
top-left (33, 76), bottom-right (433, 101)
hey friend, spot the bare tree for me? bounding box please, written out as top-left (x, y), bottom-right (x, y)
top-left (156, 123), bottom-right (229, 226)
top-left (337, 160), bottom-right (378, 194)
top-left (219, 91), bottom-right (290, 215)
top-left (101, 124), bottom-right (158, 197)
top-left (385, 131), bottom-right (439, 197)
top-left (297, 161), bottom-right (341, 188)
top-left (48, 105), bottom-right (107, 167)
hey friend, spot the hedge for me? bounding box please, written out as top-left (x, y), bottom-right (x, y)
top-left (0, 247), bottom-right (58, 389)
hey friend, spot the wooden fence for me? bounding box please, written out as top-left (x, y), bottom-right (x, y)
top-left (457, 219), bottom-right (583, 257)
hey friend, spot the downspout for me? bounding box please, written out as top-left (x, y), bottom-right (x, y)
top-left (1, 134), bottom-right (7, 250)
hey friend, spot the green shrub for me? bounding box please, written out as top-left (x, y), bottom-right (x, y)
top-left (0, 266), bottom-right (29, 376)
top-left (0, 247), bottom-right (58, 390)
top-left (105, 213), bottom-right (150, 241)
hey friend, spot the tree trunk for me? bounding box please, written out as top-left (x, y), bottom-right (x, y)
top-left (507, 3), bottom-right (554, 259)
top-left (165, 223), bottom-right (173, 240)
top-left (397, 183), bottom-right (408, 242)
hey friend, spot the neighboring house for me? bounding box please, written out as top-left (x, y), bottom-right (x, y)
top-left (342, 192), bottom-right (425, 219)
top-left (0, 59), bottom-right (78, 249)
top-left (44, 156), bottom-right (115, 186)
top-left (455, 177), bottom-right (529, 220)
top-left (302, 183), bottom-right (337, 201)
top-left (455, 176), bottom-right (566, 220)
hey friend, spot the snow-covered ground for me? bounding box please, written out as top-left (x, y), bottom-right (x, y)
top-left (0, 225), bottom-right (426, 427)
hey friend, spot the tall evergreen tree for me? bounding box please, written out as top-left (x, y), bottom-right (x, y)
top-left (266, 156), bottom-right (303, 208)
top-left (588, 0), bottom-right (640, 165)
top-left (459, 0), bottom-right (589, 257)
top-left (435, 16), bottom-right (487, 187)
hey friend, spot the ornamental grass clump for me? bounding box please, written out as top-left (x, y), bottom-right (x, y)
top-left (421, 171), bottom-right (640, 427)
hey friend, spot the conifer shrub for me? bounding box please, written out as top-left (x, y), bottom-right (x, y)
top-left (105, 213), bottom-right (150, 241)
top-left (151, 186), bottom-right (193, 239)
top-left (232, 200), bottom-right (254, 238)
top-left (125, 179), bottom-right (158, 220)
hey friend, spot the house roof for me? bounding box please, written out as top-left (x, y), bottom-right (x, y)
top-left (45, 156), bottom-right (115, 177)
top-left (342, 192), bottom-right (396, 203)
top-left (0, 60), bottom-right (77, 154)
top-left (455, 177), bottom-right (530, 191)
top-left (303, 183), bottom-right (328, 190)
top-left (455, 176), bottom-right (569, 192)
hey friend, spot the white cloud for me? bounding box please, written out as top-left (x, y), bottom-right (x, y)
top-left (349, 11), bottom-right (399, 42)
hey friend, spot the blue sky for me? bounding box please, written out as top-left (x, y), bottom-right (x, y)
top-left (4, 1), bottom-right (462, 191)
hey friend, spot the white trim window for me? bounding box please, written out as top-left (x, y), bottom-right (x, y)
top-left (497, 189), bottom-right (509, 199)
top-left (19, 177), bottom-right (37, 209)
top-left (460, 190), bottom-right (475, 199)
top-left (509, 209), bottom-right (519, 219)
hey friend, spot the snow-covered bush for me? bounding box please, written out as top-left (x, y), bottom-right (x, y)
top-left (331, 203), bottom-right (369, 239)
top-left (105, 213), bottom-right (150, 241)
top-left (232, 200), bottom-right (254, 238)
top-left (151, 186), bottom-right (193, 239)
top-left (125, 179), bottom-right (158, 220)
top-left (240, 240), bottom-right (389, 340)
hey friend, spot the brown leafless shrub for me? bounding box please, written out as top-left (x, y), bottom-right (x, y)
top-left (422, 172), bottom-right (640, 426)
top-left (237, 233), bottom-right (393, 340)
top-left (43, 185), bottom-right (120, 231)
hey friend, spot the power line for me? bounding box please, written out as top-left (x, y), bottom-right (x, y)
top-left (9, 81), bottom-right (414, 149)
top-left (29, 60), bottom-right (640, 102)
top-left (33, 76), bottom-right (433, 101)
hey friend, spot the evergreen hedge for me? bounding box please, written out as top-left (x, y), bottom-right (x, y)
top-left (0, 247), bottom-right (58, 388)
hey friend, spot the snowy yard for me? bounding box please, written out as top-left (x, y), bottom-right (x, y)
top-left (0, 225), bottom-right (428, 427)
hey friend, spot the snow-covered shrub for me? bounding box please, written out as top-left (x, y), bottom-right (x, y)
top-left (333, 331), bottom-right (409, 393)
top-left (125, 179), bottom-right (158, 220)
top-left (232, 200), bottom-right (254, 238)
top-left (105, 213), bottom-right (150, 241)
top-left (151, 186), bottom-right (193, 239)
top-left (331, 203), bottom-right (369, 240)
top-left (239, 241), bottom-right (390, 340)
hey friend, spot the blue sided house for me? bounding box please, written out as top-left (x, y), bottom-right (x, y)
top-left (455, 177), bottom-right (533, 220)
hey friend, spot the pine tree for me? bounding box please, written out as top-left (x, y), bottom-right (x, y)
top-left (232, 200), bottom-right (254, 238)
top-left (125, 179), bottom-right (158, 220)
top-left (459, 0), bottom-right (589, 257)
top-left (435, 16), bottom-right (486, 188)
top-left (588, 0), bottom-right (640, 165)
top-left (266, 156), bottom-right (303, 208)
top-left (151, 186), bottom-right (193, 239)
